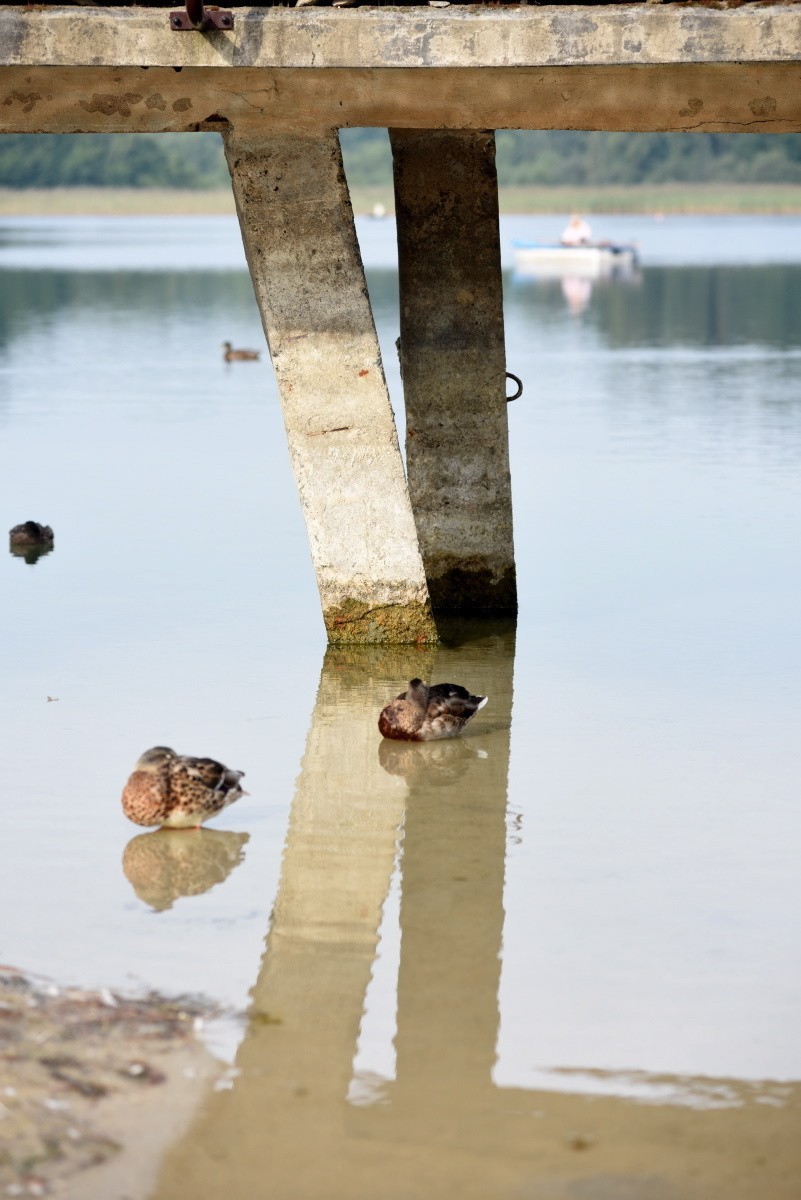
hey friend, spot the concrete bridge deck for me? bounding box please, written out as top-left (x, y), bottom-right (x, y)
top-left (2, 5), bottom-right (800, 133)
top-left (2, 4), bottom-right (799, 642)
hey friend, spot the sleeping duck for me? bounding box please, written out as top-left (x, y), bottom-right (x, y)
top-left (378, 679), bottom-right (488, 742)
top-left (221, 341), bottom-right (260, 362)
top-left (122, 746), bottom-right (247, 829)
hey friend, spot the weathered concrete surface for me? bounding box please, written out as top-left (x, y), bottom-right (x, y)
top-left (2, 63), bottom-right (800, 135)
top-left (2, 5), bottom-right (801, 70)
top-left (1, 6), bottom-right (800, 135)
top-left (224, 128), bottom-right (436, 644)
top-left (391, 130), bottom-right (516, 616)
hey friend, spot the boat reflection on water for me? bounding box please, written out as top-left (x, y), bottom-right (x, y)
top-left (561, 275), bottom-right (594, 315)
top-left (512, 265), bottom-right (642, 317)
top-left (512, 230), bottom-right (641, 316)
top-left (122, 828), bottom-right (250, 912)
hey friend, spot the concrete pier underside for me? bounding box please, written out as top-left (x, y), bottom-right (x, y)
top-left (2, 4), bottom-right (800, 641)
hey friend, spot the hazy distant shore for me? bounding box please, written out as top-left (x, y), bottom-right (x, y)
top-left (0, 183), bottom-right (799, 218)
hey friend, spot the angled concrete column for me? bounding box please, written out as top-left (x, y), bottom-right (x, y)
top-left (224, 128), bottom-right (437, 644)
top-left (390, 129), bottom-right (517, 616)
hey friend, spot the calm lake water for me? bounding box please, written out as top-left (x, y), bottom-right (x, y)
top-left (1, 212), bottom-right (800, 1196)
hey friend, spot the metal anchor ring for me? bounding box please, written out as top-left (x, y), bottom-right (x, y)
top-left (505, 371), bottom-right (523, 402)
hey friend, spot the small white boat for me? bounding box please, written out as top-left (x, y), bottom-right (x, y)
top-left (513, 240), bottom-right (638, 279)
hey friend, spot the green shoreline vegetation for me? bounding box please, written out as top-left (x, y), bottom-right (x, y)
top-left (0, 183), bottom-right (799, 218)
top-left (0, 129), bottom-right (798, 216)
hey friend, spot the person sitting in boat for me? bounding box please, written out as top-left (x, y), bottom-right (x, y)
top-left (560, 214), bottom-right (593, 246)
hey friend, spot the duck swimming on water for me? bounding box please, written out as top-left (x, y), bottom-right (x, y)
top-left (221, 341), bottom-right (260, 362)
top-left (122, 746), bottom-right (247, 829)
top-left (9, 521), bottom-right (54, 547)
top-left (378, 679), bottom-right (488, 742)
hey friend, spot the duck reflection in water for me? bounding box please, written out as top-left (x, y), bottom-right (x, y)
top-left (378, 736), bottom-right (487, 783)
top-left (123, 828), bottom-right (250, 912)
top-left (9, 542), bottom-right (55, 565)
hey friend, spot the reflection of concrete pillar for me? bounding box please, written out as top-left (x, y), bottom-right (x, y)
top-left (390, 130), bottom-right (517, 617)
top-left (149, 625), bottom-right (801, 1195)
top-left (152, 644), bottom-right (432, 1200)
top-left (224, 128), bottom-right (436, 645)
top-left (390, 621), bottom-right (516, 1105)
top-left (243, 645), bottom-right (434, 1092)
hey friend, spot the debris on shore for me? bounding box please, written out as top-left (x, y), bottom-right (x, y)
top-left (0, 966), bottom-right (216, 1197)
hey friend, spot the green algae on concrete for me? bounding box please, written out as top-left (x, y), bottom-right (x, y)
top-left (317, 642), bottom-right (437, 688)
top-left (324, 599), bottom-right (438, 645)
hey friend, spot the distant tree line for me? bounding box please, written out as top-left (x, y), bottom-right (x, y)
top-left (494, 130), bottom-right (801, 185)
top-left (344, 129), bottom-right (801, 186)
top-left (0, 133), bottom-right (228, 188)
top-left (0, 129), bottom-right (800, 188)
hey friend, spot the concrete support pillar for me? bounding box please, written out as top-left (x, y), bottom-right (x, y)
top-left (390, 129), bottom-right (517, 616)
top-left (224, 127), bottom-right (437, 644)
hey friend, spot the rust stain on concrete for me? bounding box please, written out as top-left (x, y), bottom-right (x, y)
top-left (79, 91), bottom-right (142, 117)
top-left (2, 90), bottom-right (40, 112)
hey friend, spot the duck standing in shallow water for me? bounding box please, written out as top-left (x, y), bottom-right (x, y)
top-left (221, 340), bottom-right (260, 362)
top-left (378, 679), bottom-right (488, 742)
top-left (121, 746), bottom-right (247, 829)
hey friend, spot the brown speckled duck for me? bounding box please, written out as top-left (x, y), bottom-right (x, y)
top-left (121, 746), bottom-right (247, 829)
top-left (378, 679), bottom-right (488, 742)
top-left (221, 341), bottom-right (260, 363)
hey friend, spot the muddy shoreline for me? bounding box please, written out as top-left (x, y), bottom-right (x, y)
top-left (0, 967), bottom-right (220, 1198)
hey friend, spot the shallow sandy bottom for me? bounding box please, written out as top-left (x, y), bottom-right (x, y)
top-left (2, 974), bottom-right (800, 1200)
